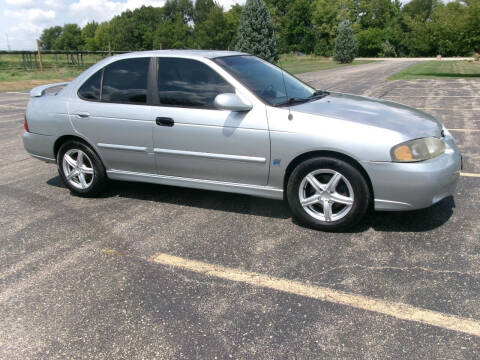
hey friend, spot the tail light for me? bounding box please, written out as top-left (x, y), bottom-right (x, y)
top-left (24, 114), bottom-right (29, 132)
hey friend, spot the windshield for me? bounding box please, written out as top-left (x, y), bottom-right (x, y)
top-left (213, 55), bottom-right (319, 106)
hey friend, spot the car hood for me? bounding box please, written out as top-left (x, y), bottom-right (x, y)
top-left (291, 92), bottom-right (442, 139)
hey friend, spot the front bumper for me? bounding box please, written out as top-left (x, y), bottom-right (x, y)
top-left (363, 138), bottom-right (461, 211)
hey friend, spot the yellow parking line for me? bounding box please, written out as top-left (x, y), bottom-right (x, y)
top-left (418, 108), bottom-right (480, 111)
top-left (150, 253), bottom-right (480, 337)
top-left (448, 129), bottom-right (480, 132)
top-left (385, 95), bottom-right (480, 98)
top-left (461, 172), bottom-right (480, 178)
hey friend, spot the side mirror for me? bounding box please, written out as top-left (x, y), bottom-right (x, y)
top-left (214, 93), bottom-right (252, 112)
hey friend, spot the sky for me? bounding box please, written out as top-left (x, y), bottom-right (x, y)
top-left (0, 0), bottom-right (416, 50)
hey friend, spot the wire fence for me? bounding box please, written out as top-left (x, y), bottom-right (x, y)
top-left (0, 50), bottom-right (130, 72)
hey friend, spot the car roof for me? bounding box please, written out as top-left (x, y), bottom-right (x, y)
top-left (112, 49), bottom-right (247, 60)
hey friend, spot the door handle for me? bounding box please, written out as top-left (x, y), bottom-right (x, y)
top-left (156, 117), bottom-right (174, 127)
top-left (76, 112), bottom-right (90, 118)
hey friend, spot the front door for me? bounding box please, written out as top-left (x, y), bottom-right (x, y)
top-left (151, 57), bottom-right (270, 186)
top-left (69, 57), bottom-right (155, 174)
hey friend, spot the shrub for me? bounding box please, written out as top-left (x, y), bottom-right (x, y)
top-left (380, 40), bottom-right (397, 57)
top-left (333, 21), bottom-right (357, 64)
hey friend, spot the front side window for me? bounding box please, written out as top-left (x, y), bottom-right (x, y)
top-left (102, 58), bottom-right (150, 104)
top-left (213, 55), bottom-right (317, 106)
top-left (157, 58), bottom-right (234, 109)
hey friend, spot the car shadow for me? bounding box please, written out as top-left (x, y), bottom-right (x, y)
top-left (46, 176), bottom-right (292, 220)
top-left (47, 176), bottom-right (455, 232)
top-left (347, 196), bottom-right (455, 233)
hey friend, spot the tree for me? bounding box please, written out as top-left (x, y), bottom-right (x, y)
top-left (356, 28), bottom-right (385, 57)
top-left (153, 15), bottom-right (194, 49)
top-left (264, 0), bottom-right (294, 53)
top-left (311, 0), bottom-right (356, 56)
top-left (284, 0), bottom-right (315, 53)
top-left (358, 0), bottom-right (398, 29)
top-left (235, 0), bottom-right (278, 63)
top-left (462, 0), bottom-right (480, 53)
top-left (93, 22), bottom-right (113, 51)
top-left (429, 2), bottom-right (471, 56)
top-left (54, 24), bottom-right (83, 50)
top-left (164, 0), bottom-right (194, 23)
top-left (39, 26), bottom-right (62, 50)
top-left (129, 6), bottom-right (164, 50)
top-left (333, 20), bottom-right (357, 63)
top-left (402, 0), bottom-right (438, 21)
top-left (82, 21), bottom-right (99, 51)
top-left (107, 13), bottom-right (137, 50)
top-left (195, 5), bottom-right (235, 49)
top-left (224, 4), bottom-right (243, 49)
top-left (194, 0), bottom-right (216, 24)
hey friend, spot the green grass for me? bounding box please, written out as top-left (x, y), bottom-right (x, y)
top-left (0, 53), bottom-right (106, 91)
top-left (0, 68), bottom-right (85, 92)
top-left (278, 54), bottom-right (374, 74)
top-left (388, 60), bottom-right (480, 80)
top-left (0, 68), bottom-right (84, 82)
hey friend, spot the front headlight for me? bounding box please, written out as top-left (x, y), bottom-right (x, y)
top-left (391, 137), bottom-right (445, 162)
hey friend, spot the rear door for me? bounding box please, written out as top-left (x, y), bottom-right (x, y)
top-left (151, 57), bottom-right (270, 186)
top-left (69, 57), bottom-right (155, 174)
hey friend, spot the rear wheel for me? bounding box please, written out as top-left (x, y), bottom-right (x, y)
top-left (57, 140), bottom-right (107, 196)
top-left (287, 157), bottom-right (370, 231)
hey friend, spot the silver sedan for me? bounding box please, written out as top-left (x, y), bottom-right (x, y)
top-left (23, 50), bottom-right (461, 230)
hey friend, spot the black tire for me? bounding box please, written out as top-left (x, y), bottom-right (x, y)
top-left (57, 140), bottom-right (107, 197)
top-left (287, 157), bottom-right (370, 231)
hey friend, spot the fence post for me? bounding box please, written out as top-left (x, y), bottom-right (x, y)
top-left (22, 53), bottom-right (27, 70)
top-left (36, 40), bottom-right (43, 71)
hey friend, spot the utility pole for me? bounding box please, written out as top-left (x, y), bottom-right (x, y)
top-left (36, 39), bottom-right (43, 71)
top-left (5, 34), bottom-right (10, 51)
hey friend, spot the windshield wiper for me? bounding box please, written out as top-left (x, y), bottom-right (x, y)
top-left (309, 90), bottom-right (330, 99)
top-left (274, 97), bottom-right (311, 107)
top-left (274, 90), bottom-right (330, 107)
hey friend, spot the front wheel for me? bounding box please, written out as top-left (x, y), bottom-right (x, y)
top-left (287, 157), bottom-right (370, 231)
top-left (57, 140), bottom-right (107, 196)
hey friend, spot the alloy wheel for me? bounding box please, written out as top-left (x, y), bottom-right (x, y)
top-left (62, 149), bottom-right (94, 190)
top-left (298, 169), bottom-right (354, 222)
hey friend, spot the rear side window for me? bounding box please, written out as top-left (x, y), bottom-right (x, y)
top-left (102, 58), bottom-right (150, 104)
top-left (78, 69), bottom-right (102, 101)
top-left (157, 58), bottom-right (234, 108)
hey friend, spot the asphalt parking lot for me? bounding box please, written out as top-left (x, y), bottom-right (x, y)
top-left (1, 60), bottom-right (480, 359)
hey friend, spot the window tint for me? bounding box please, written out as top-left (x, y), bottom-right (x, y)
top-left (78, 69), bottom-right (102, 101)
top-left (102, 58), bottom-right (150, 104)
top-left (157, 58), bottom-right (234, 108)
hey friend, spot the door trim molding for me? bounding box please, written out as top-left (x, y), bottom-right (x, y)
top-left (97, 143), bottom-right (148, 152)
top-left (153, 148), bottom-right (266, 164)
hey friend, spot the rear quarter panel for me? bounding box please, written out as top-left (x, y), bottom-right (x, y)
top-left (26, 96), bottom-right (72, 136)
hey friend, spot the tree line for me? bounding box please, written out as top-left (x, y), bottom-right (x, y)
top-left (39, 0), bottom-right (480, 58)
